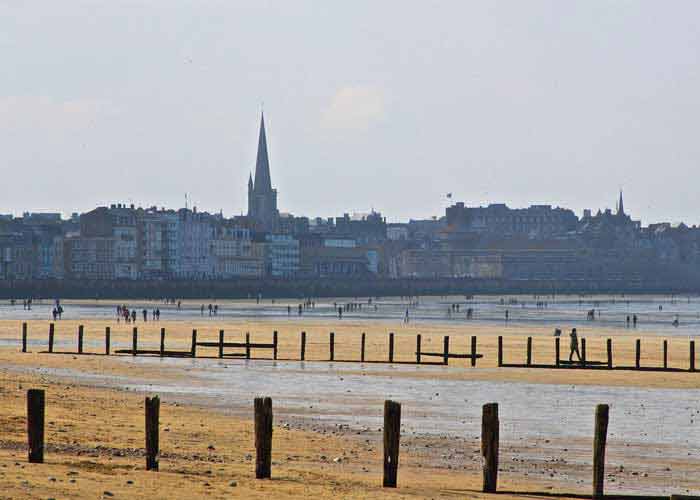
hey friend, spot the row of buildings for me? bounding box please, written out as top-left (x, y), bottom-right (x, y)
top-left (2, 114), bottom-right (700, 283)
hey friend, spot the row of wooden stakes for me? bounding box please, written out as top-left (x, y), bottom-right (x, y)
top-left (21, 389), bottom-right (609, 498)
top-left (19, 322), bottom-right (483, 366)
top-left (498, 335), bottom-right (700, 372)
top-left (23, 389), bottom-right (613, 496)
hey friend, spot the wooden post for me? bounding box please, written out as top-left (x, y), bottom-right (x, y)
top-left (443, 336), bottom-right (449, 365)
top-left (555, 337), bottom-right (560, 368)
top-left (481, 402), bottom-right (499, 493)
top-left (300, 331), bottom-right (306, 361)
top-left (22, 322), bottom-right (27, 352)
top-left (159, 328), bottom-right (165, 357)
top-left (526, 337), bottom-right (532, 366)
top-left (105, 327), bottom-right (111, 355)
top-left (635, 339), bottom-right (641, 369)
top-left (361, 332), bottom-right (366, 362)
top-left (218, 330), bottom-right (224, 359)
top-left (254, 397), bottom-right (273, 479)
top-left (145, 396), bottom-right (160, 471)
top-left (593, 404), bottom-right (609, 499)
top-left (48, 323), bottom-right (54, 353)
top-left (607, 338), bottom-right (612, 369)
top-left (581, 338), bottom-right (587, 368)
top-left (383, 400), bottom-right (401, 488)
top-left (497, 336), bottom-right (503, 367)
top-left (27, 389), bottom-right (45, 463)
top-left (329, 332), bottom-right (335, 361)
top-left (416, 334), bottom-right (421, 364)
top-left (78, 324), bottom-right (84, 354)
top-left (132, 327), bottom-right (138, 356)
top-left (246, 332), bottom-right (251, 359)
top-left (471, 336), bottom-right (477, 367)
top-left (663, 340), bottom-right (668, 369)
top-left (691, 340), bottom-right (696, 372)
top-left (388, 332), bottom-right (394, 363)
top-left (190, 329), bottom-right (197, 358)
top-left (273, 331), bottom-right (278, 360)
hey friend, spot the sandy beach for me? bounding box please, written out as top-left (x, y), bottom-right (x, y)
top-left (2, 298), bottom-right (700, 498)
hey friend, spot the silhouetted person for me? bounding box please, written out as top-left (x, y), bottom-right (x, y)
top-left (569, 328), bottom-right (581, 362)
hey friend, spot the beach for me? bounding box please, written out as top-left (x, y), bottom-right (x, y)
top-left (1, 295), bottom-right (699, 498)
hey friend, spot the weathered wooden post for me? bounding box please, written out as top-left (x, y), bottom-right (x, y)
top-left (443, 336), bottom-right (450, 365)
top-left (555, 337), bottom-right (560, 368)
top-left (105, 327), bottom-right (111, 355)
top-left (526, 337), bottom-right (532, 366)
top-left (593, 404), bottom-right (609, 499)
top-left (497, 336), bottom-right (503, 367)
top-left (159, 327), bottom-right (165, 357)
top-left (77, 324), bottom-right (84, 354)
top-left (273, 330), bottom-right (278, 360)
top-left (581, 338), bottom-right (587, 368)
top-left (218, 330), bottom-right (224, 359)
top-left (481, 402), bottom-right (499, 493)
top-left (471, 336), bottom-right (477, 367)
top-left (663, 340), bottom-right (668, 369)
top-left (254, 397), bottom-right (273, 479)
top-left (383, 400), bottom-right (401, 488)
top-left (329, 332), bottom-right (335, 361)
top-left (361, 332), bottom-right (366, 362)
top-left (145, 395), bottom-right (160, 471)
top-left (27, 389), bottom-right (45, 463)
top-left (190, 329), bottom-right (197, 358)
top-left (635, 339), bottom-right (641, 369)
top-left (48, 323), bottom-right (54, 353)
top-left (690, 340), bottom-right (696, 372)
top-left (132, 327), bottom-right (138, 356)
top-left (606, 338), bottom-right (612, 369)
top-left (300, 331), bottom-right (306, 361)
top-left (21, 322), bottom-right (27, 352)
top-left (416, 334), bottom-right (421, 364)
top-left (388, 332), bottom-right (394, 363)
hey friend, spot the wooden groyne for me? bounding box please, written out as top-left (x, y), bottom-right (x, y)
top-left (17, 322), bottom-right (699, 372)
top-left (16, 388), bottom-right (679, 498)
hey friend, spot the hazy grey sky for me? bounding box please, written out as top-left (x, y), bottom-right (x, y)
top-left (2, 1), bottom-right (699, 224)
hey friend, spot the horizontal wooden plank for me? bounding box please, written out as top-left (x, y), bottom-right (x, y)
top-left (195, 342), bottom-right (275, 349)
top-left (418, 352), bottom-right (483, 359)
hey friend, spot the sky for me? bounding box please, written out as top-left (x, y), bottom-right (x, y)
top-left (1, 1), bottom-right (699, 225)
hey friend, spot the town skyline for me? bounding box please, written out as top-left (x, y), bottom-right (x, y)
top-left (3, 2), bottom-right (700, 225)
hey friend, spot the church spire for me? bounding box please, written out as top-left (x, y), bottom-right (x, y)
top-left (618, 190), bottom-right (625, 216)
top-left (253, 112), bottom-right (272, 193)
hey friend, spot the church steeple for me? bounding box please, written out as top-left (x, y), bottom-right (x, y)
top-left (253, 112), bottom-right (272, 193)
top-left (618, 190), bottom-right (625, 216)
top-left (246, 111), bottom-right (278, 232)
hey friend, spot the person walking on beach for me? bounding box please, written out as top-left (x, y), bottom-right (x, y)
top-left (404, 308), bottom-right (409, 324)
top-left (569, 328), bottom-right (581, 362)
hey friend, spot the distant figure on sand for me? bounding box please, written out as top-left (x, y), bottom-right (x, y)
top-left (569, 328), bottom-right (581, 362)
top-left (404, 309), bottom-right (409, 324)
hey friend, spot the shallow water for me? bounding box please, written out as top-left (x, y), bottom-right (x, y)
top-left (25, 356), bottom-right (700, 450)
top-left (4, 294), bottom-right (700, 337)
